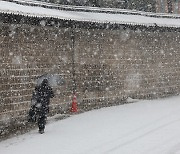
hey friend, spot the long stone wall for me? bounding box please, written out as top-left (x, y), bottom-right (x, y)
top-left (74, 28), bottom-right (180, 105)
top-left (0, 16), bottom-right (180, 139)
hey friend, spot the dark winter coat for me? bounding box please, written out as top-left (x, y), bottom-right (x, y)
top-left (36, 79), bottom-right (54, 114)
top-left (28, 79), bottom-right (54, 122)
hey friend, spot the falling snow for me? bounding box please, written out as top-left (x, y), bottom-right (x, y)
top-left (0, 1), bottom-right (180, 154)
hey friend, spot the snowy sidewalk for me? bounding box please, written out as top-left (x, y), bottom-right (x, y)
top-left (1, 96), bottom-right (180, 154)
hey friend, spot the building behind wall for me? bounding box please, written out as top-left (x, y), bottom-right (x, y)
top-left (35, 0), bottom-right (180, 14)
top-left (36, 0), bottom-right (157, 12)
top-left (156, 0), bottom-right (180, 13)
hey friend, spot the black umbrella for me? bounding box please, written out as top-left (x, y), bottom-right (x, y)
top-left (36, 73), bottom-right (65, 87)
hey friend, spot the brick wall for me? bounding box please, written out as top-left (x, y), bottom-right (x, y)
top-left (74, 28), bottom-right (180, 106)
top-left (0, 18), bottom-right (180, 138)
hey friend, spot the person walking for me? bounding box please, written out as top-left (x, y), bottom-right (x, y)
top-left (29, 79), bottom-right (54, 134)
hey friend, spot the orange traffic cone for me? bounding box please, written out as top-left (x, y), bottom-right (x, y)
top-left (71, 94), bottom-right (78, 112)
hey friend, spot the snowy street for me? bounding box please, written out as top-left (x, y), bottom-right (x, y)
top-left (1, 96), bottom-right (180, 154)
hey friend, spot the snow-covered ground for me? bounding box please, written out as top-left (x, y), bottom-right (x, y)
top-left (1, 96), bottom-right (180, 154)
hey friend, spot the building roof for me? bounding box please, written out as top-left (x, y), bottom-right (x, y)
top-left (1, 0), bottom-right (180, 28)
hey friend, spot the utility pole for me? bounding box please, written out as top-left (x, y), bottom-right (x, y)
top-left (70, 22), bottom-right (76, 95)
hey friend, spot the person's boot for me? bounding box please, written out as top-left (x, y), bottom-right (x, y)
top-left (39, 129), bottom-right (44, 134)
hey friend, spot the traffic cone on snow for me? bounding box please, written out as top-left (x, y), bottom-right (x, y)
top-left (71, 94), bottom-right (78, 112)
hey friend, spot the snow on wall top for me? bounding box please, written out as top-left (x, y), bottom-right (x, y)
top-left (1, 0), bottom-right (180, 28)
